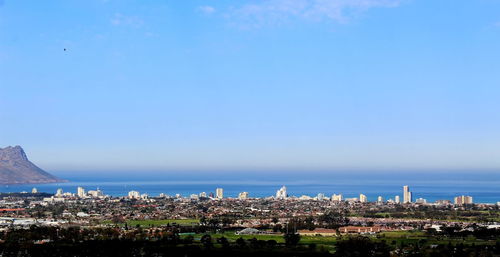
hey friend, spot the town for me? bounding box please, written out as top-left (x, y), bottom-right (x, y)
top-left (0, 185), bottom-right (493, 230)
top-left (1, 185), bottom-right (500, 256)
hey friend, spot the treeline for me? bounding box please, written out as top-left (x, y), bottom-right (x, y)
top-left (360, 206), bottom-right (500, 222)
top-left (429, 224), bottom-right (500, 239)
top-left (0, 239), bottom-right (331, 257)
top-left (3, 226), bottom-right (500, 257)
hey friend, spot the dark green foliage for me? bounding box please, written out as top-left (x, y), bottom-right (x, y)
top-left (284, 232), bottom-right (301, 246)
top-left (334, 237), bottom-right (390, 257)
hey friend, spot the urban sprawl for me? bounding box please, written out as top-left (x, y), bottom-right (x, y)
top-left (3, 185), bottom-right (500, 256)
top-left (0, 185), bottom-right (488, 232)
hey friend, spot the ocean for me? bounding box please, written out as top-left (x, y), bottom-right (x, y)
top-left (1, 171), bottom-right (500, 203)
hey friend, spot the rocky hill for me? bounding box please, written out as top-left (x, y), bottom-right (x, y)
top-left (0, 146), bottom-right (66, 184)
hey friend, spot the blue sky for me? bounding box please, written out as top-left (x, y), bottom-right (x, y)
top-left (1, 0), bottom-right (500, 172)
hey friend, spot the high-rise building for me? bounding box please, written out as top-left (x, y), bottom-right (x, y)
top-left (403, 185), bottom-right (412, 203)
top-left (317, 193), bottom-right (325, 201)
top-left (128, 190), bottom-right (140, 199)
top-left (77, 187), bottom-right (86, 198)
top-left (216, 188), bottom-right (224, 199)
top-left (276, 186), bottom-right (287, 199)
top-left (395, 195), bottom-right (401, 204)
top-left (377, 196), bottom-right (384, 203)
top-left (238, 192), bottom-right (249, 200)
top-left (31, 188), bottom-right (38, 194)
top-left (359, 194), bottom-right (368, 203)
top-left (332, 194), bottom-right (343, 201)
top-left (199, 192), bottom-right (207, 198)
top-left (454, 195), bottom-right (473, 205)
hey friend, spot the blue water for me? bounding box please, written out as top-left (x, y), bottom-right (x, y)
top-left (1, 171), bottom-right (500, 203)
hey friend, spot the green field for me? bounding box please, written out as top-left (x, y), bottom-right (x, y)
top-left (183, 232), bottom-right (338, 252)
top-left (193, 230), bottom-right (499, 248)
top-left (100, 221), bottom-right (500, 249)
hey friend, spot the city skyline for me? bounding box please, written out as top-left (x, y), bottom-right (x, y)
top-left (43, 184), bottom-right (476, 205)
top-left (1, 0), bottom-right (500, 171)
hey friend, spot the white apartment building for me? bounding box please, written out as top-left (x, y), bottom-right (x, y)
top-left (128, 190), bottom-right (140, 199)
top-left (238, 192), bottom-right (249, 200)
top-left (216, 188), bottom-right (224, 199)
top-left (77, 187), bottom-right (86, 198)
top-left (276, 186), bottom-right (287, 199)
top-left (403, 185), bottom-right (412, 203)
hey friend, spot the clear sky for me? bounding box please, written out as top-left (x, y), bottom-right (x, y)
top-left (1, 0), bottom-right (499, 172)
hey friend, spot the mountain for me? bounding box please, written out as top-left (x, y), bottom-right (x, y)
top-left (0, 146), bottom-right (66, 184)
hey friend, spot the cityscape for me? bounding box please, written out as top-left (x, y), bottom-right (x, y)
top-left (37, 185), bottom-right (475, 206)
top-left (2, 0), bottom-right (500, 256)
top-left (0, 183), bottom-right (498, 256)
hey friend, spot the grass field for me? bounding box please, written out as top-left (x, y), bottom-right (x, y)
top-left (184, 232), bottom-right (338, 251)
top-left (101, 221), bottom-right (500, 249)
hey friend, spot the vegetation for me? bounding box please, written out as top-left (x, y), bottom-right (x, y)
top-left (2, 225), bottom-right (500, 256)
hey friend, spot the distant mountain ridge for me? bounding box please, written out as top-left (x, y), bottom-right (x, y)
top-left (0, 146), bottom-right (66, 184)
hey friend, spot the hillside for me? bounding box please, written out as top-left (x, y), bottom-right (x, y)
top-left (0, 146), bottom-right (66, 184)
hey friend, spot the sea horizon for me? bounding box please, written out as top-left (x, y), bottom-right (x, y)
top-left (2, 170), bottom-right (499, 204)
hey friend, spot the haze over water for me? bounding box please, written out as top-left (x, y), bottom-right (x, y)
top-left (2, 171), bottom-right (500, 204)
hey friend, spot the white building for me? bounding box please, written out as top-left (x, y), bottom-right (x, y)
top-left (77, 187), bottom-right (86, 198)
top-left (416, 198), bottom-right (427, 204)
top-left (403, 185), bottom-right (412, 203)
top-left (454, 195), bottom-right (473, 205)
top-left (238, 192), bottom-right (249, 200)
top-left (76, 212), bottom-right (90, 217)
top-left (299, 195), bottom-right (312, 200)
top-left (199, 192), bottom-right (207, 198)
top-left (128, 190), bottom-right (140, 199)
top-left (395, 195), bottom-right (401, 204)
top-left (359, 194), bottom-right (368, 203)
top-left (87, 189), bottom-right (104, 198)
top-left (332, 194), bottom-right (343, 201)
top-left (56, 188), bottom-right (63, 196)
top-left (377, 196), bottom-right (384, 203)
top-left (276, 186), bottom-right (287, 199)
top-left (317, 193), bottom-right (326, 201)
top-left (31, 188), bottom-right (38, 194)
top-left (216, 188), bottom-right (224, 199)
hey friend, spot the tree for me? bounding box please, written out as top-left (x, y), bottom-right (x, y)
top-left (200, 234), bottom-right (213, 249)
top-left (284, 232), bottom-right (301, 247)
top-left (236, 237), bottom-right (246, 248)
top-left (216, 236), bottom-right (230, 248)
top-left (334, 237), bottom-right (390, 257)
